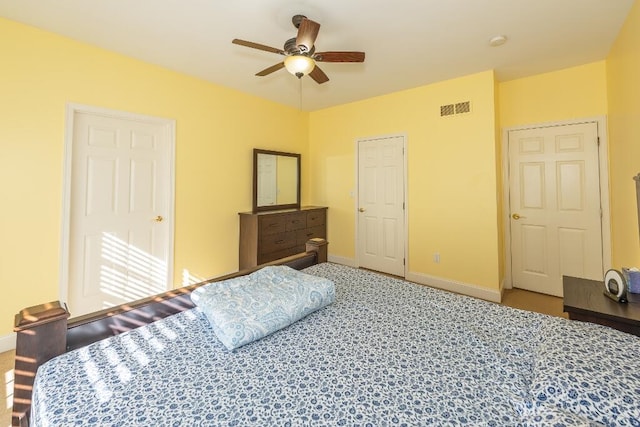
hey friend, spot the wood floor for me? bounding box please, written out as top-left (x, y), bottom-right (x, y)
top-left (0, 287), bottom-right (565, 427)
top-left (502, 287), bottom-right (568, 319)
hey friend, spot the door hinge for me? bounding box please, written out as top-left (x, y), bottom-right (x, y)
top-left (597, 137), bottom-right (600, 146)
top-left (403, 202), bottom-right (405, 210)
top-left (403, 258), bottom-right (405, 266)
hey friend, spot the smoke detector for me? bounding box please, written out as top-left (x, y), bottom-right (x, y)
top-left (489, 35), bottom-right (507, 47)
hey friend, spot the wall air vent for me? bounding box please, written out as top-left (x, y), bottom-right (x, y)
top-left (455, 101), bottom-right (471, 114)
top-left (440, 104), bottom-right (455, 117)
top-left (440, 101), bottom-right (471, 117)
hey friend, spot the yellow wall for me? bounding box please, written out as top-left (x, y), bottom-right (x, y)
top-left (499, 61), bottom-right (608, 128)
top-left (607, 0), bottom-right (640, 268)
top-left (2, 2), bottom-right (638, 340)
top-left (309, 71), bottom-right (501, 290)
top-left (0, 18), bottom-right (308, 336)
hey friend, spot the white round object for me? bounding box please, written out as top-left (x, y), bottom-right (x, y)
top-left (604, 269), bottom-right (627, 298)
top-left (489, 35), bottom-right (507, 47)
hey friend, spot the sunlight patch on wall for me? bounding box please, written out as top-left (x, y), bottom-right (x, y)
top-left (182, 269), bottom-right (205, 286)
top-left (4, 368), bottom-right (13, 410)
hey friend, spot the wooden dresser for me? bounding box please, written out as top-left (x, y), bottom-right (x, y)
top-left (239, 206), bottom-right (327, 269)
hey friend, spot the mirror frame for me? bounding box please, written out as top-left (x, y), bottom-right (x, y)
top-left (253, 148), bottom-right (301, 213)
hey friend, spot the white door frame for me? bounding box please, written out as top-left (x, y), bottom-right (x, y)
top-left (354, 133), bottom-right (409, 276)
top-left (59, 103), bottom-right (176, 305)
top-left (501, 116), bottom-right (611, 290)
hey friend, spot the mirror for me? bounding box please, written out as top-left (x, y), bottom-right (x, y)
top-left (253, 149), bottom-right (301, 212)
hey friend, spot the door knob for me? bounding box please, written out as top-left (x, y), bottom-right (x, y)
top-left (359, 208), bottom-right (366, 212)
top-left (154, 215), bottom-right (164, 222)
top-left (511, 213), bottom-right (525, 220)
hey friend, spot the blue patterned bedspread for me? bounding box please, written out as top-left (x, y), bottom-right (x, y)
top-left (32, 263), bottom-right (640, 426)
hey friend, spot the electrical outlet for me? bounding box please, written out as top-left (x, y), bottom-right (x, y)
top-left (433, 252), bottom-right (440, 263)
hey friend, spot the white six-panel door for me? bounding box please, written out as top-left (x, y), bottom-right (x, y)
top-left (357, 135), bottom-right (405, 277)
top-left (67, 109), bottom-right (174, 316)
top-left (509, 122), bottom-right (603, 296)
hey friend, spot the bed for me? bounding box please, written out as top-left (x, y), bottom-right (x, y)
top-left (13, 241), bottom-right (640, 426)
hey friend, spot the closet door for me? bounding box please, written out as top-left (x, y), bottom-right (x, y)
top-left (508, 122), bottom-right (603, 297)
top-left (357, 135), bottom-right (406, 277)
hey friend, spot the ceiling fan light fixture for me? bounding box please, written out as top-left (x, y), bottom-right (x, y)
top-left (284, 55), bottom-right (315, 78)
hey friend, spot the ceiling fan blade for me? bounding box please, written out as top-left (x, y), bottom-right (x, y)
top-left (309, 65), bottom-right (329, 84)
top-left (256, 62), bottom-right (285, 76)
top-left (296, 18), bottom-right (320, 53)
top-left (232, 39), bottom-right (285, 55)
top-left (314, 51), bottom-right (365, 63)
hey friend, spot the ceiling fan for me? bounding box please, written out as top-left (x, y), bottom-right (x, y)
top-left (232, 14), bottom-right (365, 84)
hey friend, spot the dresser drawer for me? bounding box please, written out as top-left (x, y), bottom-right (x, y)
top-left (259, 231), bottom-right (296, 255)
top-left (306, 210), bottom-right (325, 227)
top-left (259, 215), bottom-right (286, 236)
top-left (239, 207), bottom-right (328, 270)
top-left (296, 225), bottom-right (325, 246)
top-left (285, 212), bottom-right (307, 231)
top-left (258, 246), bottom-right (303, 265)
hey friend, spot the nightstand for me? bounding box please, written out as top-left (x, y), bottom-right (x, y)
top-left (563, 275), bottom-right (640, 337)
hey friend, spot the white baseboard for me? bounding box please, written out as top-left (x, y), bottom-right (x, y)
top-left (405, 271), bottom-right (502, 303)
top-left (0, 333), bottom-right (16, 353)
top-left (327, 254), bottom-right (357, 268)
top-left (325, 255), bottom-right (501, 303)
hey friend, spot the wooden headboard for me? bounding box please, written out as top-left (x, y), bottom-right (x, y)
top-left (11, 239), bottom-right (327, 427)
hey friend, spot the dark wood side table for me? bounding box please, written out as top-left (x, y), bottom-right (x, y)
top-left (563, 275), bottom-right (640, 337)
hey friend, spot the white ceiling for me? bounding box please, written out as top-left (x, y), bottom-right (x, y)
top-left (0, 0), bottom-right (634, 111)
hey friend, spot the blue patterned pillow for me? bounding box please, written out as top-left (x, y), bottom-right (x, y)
top-left (191, 265), bottom-right (335, 350)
